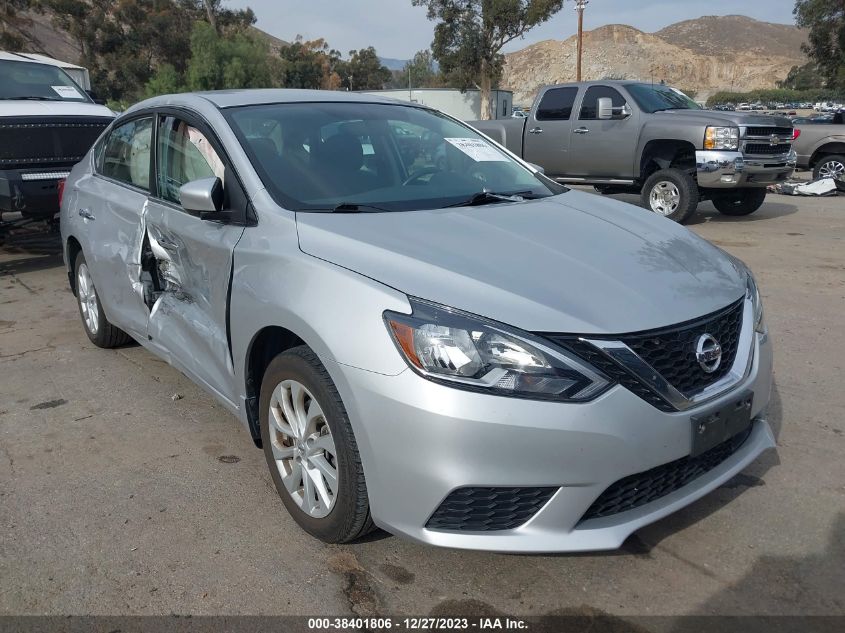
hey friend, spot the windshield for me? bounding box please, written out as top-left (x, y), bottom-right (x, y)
top-left (625, 84), bottom-right (701, 113)
top-left (225, 102), bottom-right (564, 212)
top-left (0, 59), bottom-right (91, 102)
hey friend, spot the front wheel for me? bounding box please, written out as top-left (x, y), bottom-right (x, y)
top-left (640, 168), bottom-right (699, 223)
top-left (259, 346), bottom-right (374, 543)
top-left (813, 154), bottom-right (845, 181)
top-left (712, 189), bottom-right (767, 216)
top-left (74, 252), bottom-right (131, 348)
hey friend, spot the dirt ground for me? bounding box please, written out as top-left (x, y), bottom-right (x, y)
top-left (1, 190), bottom-right (843, 618)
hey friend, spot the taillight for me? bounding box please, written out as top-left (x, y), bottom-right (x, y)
top-left (57, 179), bottom-right (66, 208)
top-left (792, 128), bottom-right (801, 140)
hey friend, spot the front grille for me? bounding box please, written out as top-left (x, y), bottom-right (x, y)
top-left (746, 126), bottom-right (792, 137)
top-left (581, 424), bottom-right (753, 521)
top-left (561, 339), bottom-right (676, 412)
top-left (543, 299), bottom-right (745, 411)
top-left (745, 143), bottom-right (792, 155)
top-left (0, 117), bottom-right (111, 168)
top-left (426, 487), bottom-right (557, 531)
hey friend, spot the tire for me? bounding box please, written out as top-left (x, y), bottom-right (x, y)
top-left (259, 346), bottom-right (374, 543)
top-left (812, 154), bottom-right (845, 181)
top-left (73, 252), bottom-right (131, 348)
top-left (712, 189), bottom-right (767, 216)
top-left (640, 168), bottom-right (699, 223)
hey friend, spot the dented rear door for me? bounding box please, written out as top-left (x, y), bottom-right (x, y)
top-left (142, 114), bottom-right (245, 406)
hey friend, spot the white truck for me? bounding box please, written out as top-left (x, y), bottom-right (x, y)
top-left (0, 52), bottom-right (113, 235)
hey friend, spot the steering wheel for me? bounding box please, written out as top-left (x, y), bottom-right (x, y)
top-left (402, 166), bottom-right (441, 186)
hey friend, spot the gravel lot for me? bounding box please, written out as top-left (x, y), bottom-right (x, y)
top-left (1, 190), bottom-right (843, 618)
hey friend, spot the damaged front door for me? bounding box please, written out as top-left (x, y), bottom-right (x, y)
top-left (142, 114), bottom-right (245, 406)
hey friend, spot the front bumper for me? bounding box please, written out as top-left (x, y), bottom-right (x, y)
top-left (0, 168), bottom-right (70, 218)
top-left (696, 149), bottom-right (796, 189)
top-left (330, 330), bottom-right (774, 553)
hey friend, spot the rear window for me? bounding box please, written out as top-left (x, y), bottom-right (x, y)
top-left (535, 88), bottom-right (578, 121)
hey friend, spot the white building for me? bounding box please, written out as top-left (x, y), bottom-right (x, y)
top-left (359, 88), bottom-right (514, 120)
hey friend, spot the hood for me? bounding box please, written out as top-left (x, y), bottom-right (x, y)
top-left (0, 100), bottom-right (114, 118)
top-left (656, 109), bottom-right (793, 128)
top-left (296, 190), bottom-right (746, 334)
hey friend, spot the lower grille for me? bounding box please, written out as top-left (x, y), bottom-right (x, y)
top-left (745, 143), bottom-right (791, 155)
top-left (426, 486), bottom-right (557, 531)
top-left (580, 424), bottom-right (753, 521)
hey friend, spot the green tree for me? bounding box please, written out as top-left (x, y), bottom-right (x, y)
top-left (778, 62), bottom-right (825, 90)
top-left (277, 36), bottom-right (340, 89)
top-left (184, 20), bottom-right (274, 91)
top-left (337, 47), bottom-right (391, 90)
top-left (413, 0), bottom-right (565, 119)
top-left (145, 63), bottom-right (184, 97)
top-left (794, 0), bottom-right (845, 90)
top-left (402, 49), bottom-right (441, 88)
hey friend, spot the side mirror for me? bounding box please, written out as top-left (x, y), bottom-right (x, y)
top-left (528, 162), bottom-right (545, 174)
top-left (597, 97), bottom-right (614, 120)
top-left (179, 177), bottom-right (228, 221)
top-left (85, 89), bottom-right (107, 105)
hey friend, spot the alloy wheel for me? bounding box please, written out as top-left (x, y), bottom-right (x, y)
top-left (268, 380), bottom-right (339, 518)
top-left (649, 181), bottom-right (681, 216)
top-left (818, 159), bottom-right (845, 180)
top-left (77, 263), bottom-right (100, 335)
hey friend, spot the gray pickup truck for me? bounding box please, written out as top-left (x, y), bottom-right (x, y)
top-left (471, 81), bottom-right (797, 223)
top-left (792, 113), bottom-right (845, 180)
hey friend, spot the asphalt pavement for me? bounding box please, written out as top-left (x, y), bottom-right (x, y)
top-left (1, 190), bottom-right (843, 618)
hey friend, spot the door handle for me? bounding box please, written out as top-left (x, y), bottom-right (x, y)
top-left (78, 208), bottom-right (95, 221)
top-left (573, 127), bottom-right (590, 134)
top-left (156, 236), bottom-right (181, 251)
top-left (528, 127), bottom-right (543, 135)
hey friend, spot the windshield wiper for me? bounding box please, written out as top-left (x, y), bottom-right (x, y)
top-left (299, 202), bottom-right (393, 213)
top-left (0, 96), bottom-right (63, 101)
top-left (446, 190), bottom-right (537, 208)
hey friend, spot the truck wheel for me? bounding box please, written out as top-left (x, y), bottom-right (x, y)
top-left (640, 169), bottom-right (699, 223)
top-left (813, 154), bottom-right (845, 180)
top-left (74, 252), bottom-right (131, 348)
top-left (712, 189), bottom-right (767, 216)
top-left (259, 345), bottom-right (375, 544)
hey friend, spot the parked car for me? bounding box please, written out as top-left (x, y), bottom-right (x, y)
top-left (792, 112), bottom-right (845, 179)
top-left (470, 81), bottom-right (796, 223)
top-left (60, 89), bottom-right (775, 552)
top-left (0, 52), bottom-right (113, 227)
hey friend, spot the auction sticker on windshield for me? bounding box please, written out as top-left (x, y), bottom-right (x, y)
top-left (445, 137), bottom-right (509, 162)
top-left (51, 85), bottom-right (82, 99)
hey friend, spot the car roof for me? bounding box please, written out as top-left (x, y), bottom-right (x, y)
top-left (130, 89), bottom-right (415, 112)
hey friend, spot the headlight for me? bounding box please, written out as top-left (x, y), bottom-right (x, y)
top-left (704, 126), bottom-right (739, 151)
top-left (384, 299), bottom-right (610, 401)
top-left (746, 272), bottom-right (766, 334)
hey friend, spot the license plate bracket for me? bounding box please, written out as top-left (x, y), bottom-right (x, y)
top-left (690, 391), bottom-right (753, 457)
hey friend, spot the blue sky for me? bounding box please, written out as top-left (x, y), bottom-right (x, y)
top-left (227, 0), bottom-right (797, 59)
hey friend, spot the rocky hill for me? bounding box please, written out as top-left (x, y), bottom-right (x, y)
top-left (502, 16), bottom-right (807, 105)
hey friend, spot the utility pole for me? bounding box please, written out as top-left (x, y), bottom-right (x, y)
top-left (409, 67), bottom-right (412, 102)
top-left (575, 0), bottom-right (589, 82)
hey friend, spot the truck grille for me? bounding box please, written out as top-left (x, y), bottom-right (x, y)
top-left (426, 487), bottom-right (557, 531)
top-left (580, 424), bottom-right (753, 521)
top-left (745, 143), bottom-right (792, 155)
top-left (746, 126), bottom-right (792, 137)
top-left (0, 117), bottom-right (112, 168)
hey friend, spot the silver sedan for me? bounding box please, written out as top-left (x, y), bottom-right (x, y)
top-left (60, 90), bottom-right (775, 552)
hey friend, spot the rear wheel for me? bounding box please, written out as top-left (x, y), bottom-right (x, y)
top-left (712, 189), bottom-right (767, 216)
top-left (640, 168), bottom-right (699, 223)
top-left (813, 154), bottom-right (845, 180)
top-left (74, 253), bottom-right (130, 348)
top-left (259, 346), bottom-right (374, 543)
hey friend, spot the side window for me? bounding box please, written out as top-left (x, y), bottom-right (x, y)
top-left (579, 86), bottom-right (626, 120)
top-left (156, 116), bottom-right (225, 204)
top-left (100, 117), bottom-right (153, 189)
top-left (536, 87), bottom-right (579, 121)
